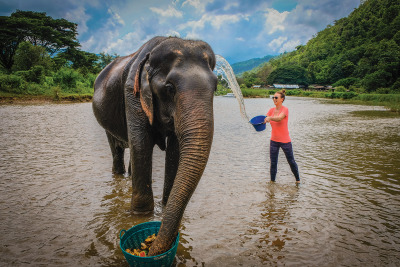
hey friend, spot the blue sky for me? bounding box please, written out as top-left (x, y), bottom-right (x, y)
top-left (0, 0), bottom-right (360, 63)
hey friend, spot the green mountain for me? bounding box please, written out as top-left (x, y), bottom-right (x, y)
top-left (263, 0), bottom-right (400, 92)
top-left (231, 55), bottom-right (275, 75)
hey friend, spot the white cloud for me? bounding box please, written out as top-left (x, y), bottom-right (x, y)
top-left (181, 0), bottom-right (213, 13)
top-left (179, 13), bottom-right (244, 34)
top-left (223, 1), bottom-right (239, 11)
top-left (268, 36), bottom-right (288, 50)
top-left (102, 31), bottom-right (151, 55)
top-left (64, 6), bottom-right (90, 34)
top-left (165, 30), bottom-right (181, 37)
top-left (264, 8), bottom-right (289, 34)
top-left (211, 14), bottom-right (243, 29)
top-left (81, 29), bottom-right (119, 53)
top-left (236, 37), bottom-right (245, 42)
top-left (279, 39), bottom-right (301, 53)
top-left (107, 8), bottom-right (125, 26)
top-left (150, 5), bottom-right (183, 18)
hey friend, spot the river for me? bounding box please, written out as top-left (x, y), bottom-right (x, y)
top-left (0, 96), bottom-right (399, 266)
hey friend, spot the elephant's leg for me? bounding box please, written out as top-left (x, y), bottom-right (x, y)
top-left (129, 135), bottom-right (155, 213)
top-left (162, 134), bottom-right (180, 205)
top-left (128, 155), bottom-right (132, 176)
top-left (106, 131), bottom-right (125, 174)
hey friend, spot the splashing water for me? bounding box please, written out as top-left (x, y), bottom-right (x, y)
top-left (215, 55), bottom-right (250, 121)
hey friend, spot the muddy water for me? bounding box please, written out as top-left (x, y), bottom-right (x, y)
top-left (0, 97), bottom-right (399, 266)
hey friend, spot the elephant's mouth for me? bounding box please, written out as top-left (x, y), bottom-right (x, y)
top-left (154, 118), bottom-right (175, 140)
top-left (162, 117), bottom-right (175, 134)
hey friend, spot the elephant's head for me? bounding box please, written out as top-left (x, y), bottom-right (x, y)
top-left (134, 38), bottom-right (217, 255)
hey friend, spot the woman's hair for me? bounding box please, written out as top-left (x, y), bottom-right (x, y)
top-left (277, 89), bottom-right (286, 101)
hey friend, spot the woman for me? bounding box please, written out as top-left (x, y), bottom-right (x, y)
top-left (264, 89), bottom-right (300, 183)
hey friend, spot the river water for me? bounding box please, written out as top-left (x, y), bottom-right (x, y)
top-left (0, 97), bottom-right (399, 266)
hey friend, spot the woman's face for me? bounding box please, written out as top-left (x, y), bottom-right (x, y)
top-left (273, 93), bottom-right (284, 105)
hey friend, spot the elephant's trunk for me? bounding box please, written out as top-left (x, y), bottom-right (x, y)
top-left (149, 89), bottom-right (214, 255)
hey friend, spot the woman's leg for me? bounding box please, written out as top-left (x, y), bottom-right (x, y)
top-left (281, 142), bottom-right (300, 181)
top-left (270, 140), bottom-right (280, 181)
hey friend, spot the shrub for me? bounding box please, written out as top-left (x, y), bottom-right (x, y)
top-left (15, 65), bottom-right (45, 84)
top-left (335, 86), bottom-right (347, 92)
top-left (25, 83), bottom-right (46, 95)
top-left (333, 77), bottom-right (361, 88)
top-left (285, 89), bottom-right (301, 96)
top-left (53, 67), bottom-right (81, 92)
top-left (375, 87), bottom-right (391, 94)
top-left (349, 85), bottom-right (365, 93)
top-left (0, 74), bottom-right (25, 93)
top-left (342, 92), bottom-right (358, 99)
top-left (52, 86), bottom-right (62, 100)
top-left (391, 80), bottom-right (400, 93)
top-left (215, 84), bottom-right (230, 96)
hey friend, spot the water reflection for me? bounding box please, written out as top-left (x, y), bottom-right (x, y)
top-left (0, 99), bottom-right (399, 266)
top-left (82, 164), bottom-right (196, 266)
top-left (239, 183), bottom-right (300, 265)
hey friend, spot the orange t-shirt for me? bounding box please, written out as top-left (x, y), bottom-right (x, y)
top-left (267, 106), bottom-right (291, 143)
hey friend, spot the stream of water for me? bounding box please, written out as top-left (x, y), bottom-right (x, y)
top-left (215, 55), bottom-right (250, 121)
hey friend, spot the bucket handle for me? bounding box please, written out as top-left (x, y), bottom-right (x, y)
top-left (120, 229), bottom-right (126, 239)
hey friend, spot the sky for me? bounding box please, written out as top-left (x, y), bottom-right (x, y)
top-left (0, 0), bottom-right (361, 64)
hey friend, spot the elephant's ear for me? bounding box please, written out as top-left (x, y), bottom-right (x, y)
top-left (135, 56), bottom-right (154, 125)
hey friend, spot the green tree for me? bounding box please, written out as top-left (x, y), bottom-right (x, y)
top-left (55, 48), bottom-right (100, 74)
top-left (13, 41), bottom-right (54, 72)
top-left (267, 65), bottom-right (308, 86)
top-left (0, 15), bottom-right (25, 71)
top-left (256, 63), bottom-right (274, 85)
top-left (241, 71), bottom-right (261, 87)
top-left (97, 52), bottom-right (119, 70)
top-left (0, 10), bottom-right (79, 71)
top-left (362, 70), bottom-right (392, 92)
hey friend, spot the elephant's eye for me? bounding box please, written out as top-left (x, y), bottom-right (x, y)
top-left (165, 83), bottom-right (175, 97)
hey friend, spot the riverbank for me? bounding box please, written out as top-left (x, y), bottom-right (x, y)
top-left (1, 90), bottom-right (399, 113)
top-left (0, 93), bottom-right (92, 104)
top-left (241, 88), bottom-right (400, 113)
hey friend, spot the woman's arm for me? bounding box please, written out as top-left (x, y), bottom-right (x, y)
top-left (265, 112), bottom-right (286, 122)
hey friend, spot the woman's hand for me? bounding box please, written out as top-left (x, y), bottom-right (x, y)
top-left (264, 116), bottom-right (271, 124)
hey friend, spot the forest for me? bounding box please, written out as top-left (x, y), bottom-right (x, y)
top-left (0, 10), bottom-right (117, 100)
top-left (239, 0), bottom-right (400, 94)
top-left (1, 0), bottom-right (400, 102)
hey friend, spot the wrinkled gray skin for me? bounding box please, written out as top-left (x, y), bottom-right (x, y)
top-left (92, 36), bottom-right (217, 255)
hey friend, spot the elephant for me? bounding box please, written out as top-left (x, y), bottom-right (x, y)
top-left (92, 36), bottom-right (217, 255)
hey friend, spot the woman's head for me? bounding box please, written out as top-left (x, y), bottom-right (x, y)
top-left (273, 89), bottom-right (286, 105)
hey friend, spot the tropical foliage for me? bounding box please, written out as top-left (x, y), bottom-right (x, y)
top-left (0, 10), bottom-right (118, 99)
top-left (250, 0), bottom-right (400, 93)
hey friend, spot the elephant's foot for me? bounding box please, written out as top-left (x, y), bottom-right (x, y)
top-left (112, 166), bottom-right (125, 175)
top-left (112, 160), bottom-right (125, 174)
top-left (131, 196), bottom-right (154, 214)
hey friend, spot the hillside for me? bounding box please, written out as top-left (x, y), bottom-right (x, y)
top-left (262, 0), bottom-right (400, 93)
top-left (231, 55), bottom-right (275, 75)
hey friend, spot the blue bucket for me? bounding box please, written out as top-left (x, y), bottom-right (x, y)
top-left (120, 221), bottom-right (179, 267)
top-left (250, 115), bottom-right (267, 132)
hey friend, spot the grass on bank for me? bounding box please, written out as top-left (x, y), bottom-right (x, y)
top-left (1, 80), bottom-right (399, 112)
top-left (0, 67), bottom-right (95, 102)
top-left (223, 88), bottom-right (400, 112)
